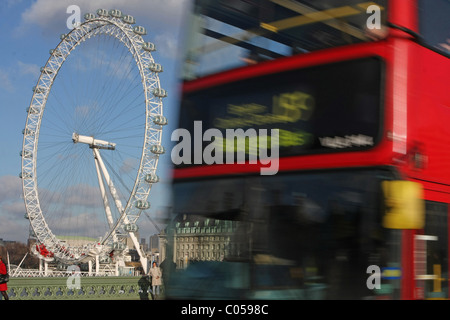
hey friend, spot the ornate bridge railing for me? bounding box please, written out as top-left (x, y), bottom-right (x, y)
top-left (6, 276), bottom-right (156, 300)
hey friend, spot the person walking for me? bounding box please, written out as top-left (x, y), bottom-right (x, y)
top-left (149, 261), bottom-right (162, 298)
top-left (0, 254), bottom-right (9, 300)
top-left (137, 269), bottom-right (151, 300)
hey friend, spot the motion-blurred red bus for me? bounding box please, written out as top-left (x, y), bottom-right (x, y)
top-left (165, 0), bottom-right (449, 300)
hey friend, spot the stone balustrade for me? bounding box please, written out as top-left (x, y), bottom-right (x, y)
top-left (6, 276), bottom-right (157, 300)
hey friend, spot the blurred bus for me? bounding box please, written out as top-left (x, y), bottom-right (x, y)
top-left (164, 0), bottom-right (450, 300)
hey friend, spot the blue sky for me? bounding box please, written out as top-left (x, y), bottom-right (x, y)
top-left (0, 0), bottom-right (191, 242)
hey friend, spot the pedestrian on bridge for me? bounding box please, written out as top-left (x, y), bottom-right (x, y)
top-left (0, 254), bottom-right (9, 300)
top-left (149, 261), bottom-right (162, 298)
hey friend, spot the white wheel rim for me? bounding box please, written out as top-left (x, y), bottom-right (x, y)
top-left (21, 11), bottom-right (166, 263)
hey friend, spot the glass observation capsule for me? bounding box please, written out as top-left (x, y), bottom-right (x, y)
top-left (20, 150), bottom-right (32, 158)
top-left (22, 128), bottom-right (35, 135)
top-left (49, 49), bottom-right (63, 57)
top-left (113, 242), bottom-right (126, 250)
top-left (145, 173), bottom-right (160, 183)
top-left (122, 15), bottom-right (135, 24)
top-left (153, 115), bottom-right (168, 126)
top-left (142, 42), bottom-right (156, 52)
top-left (150, 145), bottom-right (165, 154)
top-left (84, 13), bottom-right (96, 20)
top-left (32, 86), bottom-right (46, 94)
top-left (133, 26), bottom-right (147, 35)
top-left (19, 172), bottom-right (32, 179)
top-left (152, 88), bottom-right (167, 98)
top-left (124, 223), bottom-right (139, 232)
top-left (40, 66), bottom-right (53, 74)
top-left (135, 200), bottom-right (150, 209)
top-left (97, 9), bottom-right (109, 17)
top-left (148, 63), bottom-right (163, 73)
top-left (27, 106), bottom-right (40, 114)
top-left (109, 9), bottom-right (122, 18)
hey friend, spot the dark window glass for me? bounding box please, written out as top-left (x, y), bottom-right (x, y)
top-left (182, 0), bottom-right (388, 79)
top-left (420, 201), bottom-right (448, 299)
top-left (418, 0), bottom-right (450, 54)
top-left (170, 169), bottom-right (400, 299)
top-left (176, 57), bottom-right (383, 166)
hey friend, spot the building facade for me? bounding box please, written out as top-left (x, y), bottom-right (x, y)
top-left (159, 214), bottom-right (243, 269)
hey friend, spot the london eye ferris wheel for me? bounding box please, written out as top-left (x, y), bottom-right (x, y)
top-left (20, 8), bottom-right (168, 271)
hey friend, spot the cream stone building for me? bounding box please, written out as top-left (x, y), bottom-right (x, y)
top-left (159, 214), bottom-right (243, 269)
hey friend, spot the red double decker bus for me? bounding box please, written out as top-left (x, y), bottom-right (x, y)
top-left (164, 0), bottom-right (449, 300)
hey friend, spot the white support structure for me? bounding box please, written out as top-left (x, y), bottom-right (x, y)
top-left (72, 133), bottom-right (116, 150)
top-left (88, 260), bottom-right (93, 276)
top-left (94, 150), bottom-right (114, 229)
top-left (39, 259), bottom-right (49, 276)
top-left (91, 146), bottom-right (124, 221)
top-left (74, 136), bottom-right (149, 273)
top-left (96, 255), bottom-right (99, 275)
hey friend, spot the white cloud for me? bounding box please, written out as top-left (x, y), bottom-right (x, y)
top-left (2, 202), bottom-right (25, 216)
top-left (0, 175), bottom-right (28, 242)
top-left (0, 175), bottom-right (22, 202)
top-left (155, 32), bottom-right (183, 60)
top-left (63, 184), bottom-right (102, 208)
top-left (13, 0), bottom-right (192, 65)
top-left (15, 0), bottom-right (191, 45)
top-left (0, 68), bottom-right (14, 92)
top-left (17, 61), bottom-right (40, 76)
top-left (0, 215), bottom-right (28, 242)
top-left (0, 62), bottom-right (41, 93)
top-left (49, 212), bottom-right (105, 236)
top-left (120, 157), bottom-right (138, 174)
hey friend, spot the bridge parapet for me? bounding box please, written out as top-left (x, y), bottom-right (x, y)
top-left (6, 276), bottom-right (154, 300)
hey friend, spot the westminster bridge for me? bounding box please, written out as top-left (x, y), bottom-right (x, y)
top-left (5, 273), bottom-right (157, 300)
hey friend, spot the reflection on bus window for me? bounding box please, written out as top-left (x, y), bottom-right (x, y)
top-left (165, 169), bottom-right (402, 300)
top-left (182, 0), bottom-right (388, 79)
top-left (418, 0), bottom-right (450, 54)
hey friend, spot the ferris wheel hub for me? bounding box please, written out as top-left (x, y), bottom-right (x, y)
top-left (72, 132), bottom-right (116, 150)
